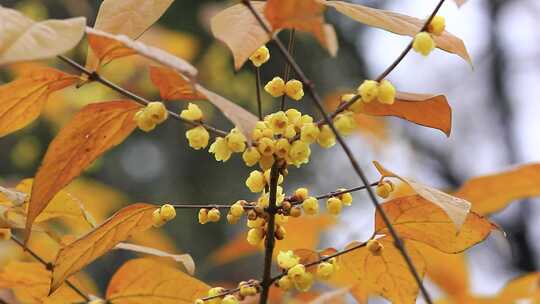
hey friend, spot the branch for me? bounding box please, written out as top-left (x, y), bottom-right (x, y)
top-left (56, 55), bottom-right (228, 137)
top-left (241, 2), bottom-right (434, 303)
top-left (255, 66), bottom-right (263, 120)
top-left (10, 236), bottom-right (90, 302)
top-left (280, 29), bottom-right (296, 110)
top-left (259, 162), bottom-right (281, 304)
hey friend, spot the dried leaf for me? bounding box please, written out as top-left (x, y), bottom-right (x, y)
top-left (114, 242), bottom-right (195, 275)
top-left (149, 66), bottom-right (205, 100)
top-left (375, 195), bottom-right (495, 253)
top-left (358, 92), bottom-right (452, 136)
top-left (320, 0), bottom-right (472, 64)
top-left (27, 100), bottom-right (140, 241)
top-left (0, 6), bottom-right (85, 65)
top-left (0, 67), bottom-right (78, 137)
top-left (265, 0), bottom-right (336, 56)
top-left (106, 258), bottom-right (209, 303)
top-left (50, 203), bottom-right (157, 292)
top-left (211, 2), bottom-right (270, 70)
top-left (85, 0), bottom-right (174, 70)
top-left (196, 85), bottom-right (258, 142)
top-left (455, 163), bottom-right (540, 215)
top-left (86, 28), bottom-right (198, 78)
top-left (0, 262), bottom-right (87, 304)
top-left (341, 237), bottom-right (426, 304)
top-left (373, 161), bottom-right (471, 229)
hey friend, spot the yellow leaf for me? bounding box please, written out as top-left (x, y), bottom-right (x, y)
top-left (106, 258), bottom-right (209, 304)
top-left (375, 195), bottom-right (495, 253)
top-left (86, 28), bottom-right (198, 79)
top-left (373, 161), bottom-right (471, 229)
top-left (361, 92), bottom-right (452, 136)
top-left (149, 66), bottom-right (205, 100)
top-left (196, 85), bottom-right (259, 143)
top-left (455, 163), bottom-right (540, 215)
top-left (211, 2), bottom-right (270, 70)
top-left (26, 100), bottom-right (140, 239)
top-left (50, 203), bottom-right (157, 293)
top-left (114, 242), bottom-right (195, 275)
top-left (320, 0), bottom-right (472, 64)
top-left (340, 237), bottom-right (426, 304)
top-left (0, 261), bottom-right (87, 304)
top-left (0, 6), bottom-right (85, 65)
top-left (0, 67), bottom-right (78, 137)
top-left (265, 0), bottom-right (337, 56)
top-left (85, 0), bottom-right (174, 71)
top-left (414, 243), bottom-right (470, 302)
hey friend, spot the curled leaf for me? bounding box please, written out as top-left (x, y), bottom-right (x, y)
top-left (26, 100), bottom-right (141, 240)
top-left (320, 0), bottom-right (472, 64)
top-left (51, 203), bottom-right (157, 292)
top-left (106, 258), bottom-right (209, 304)
top-left (0, 6), bottom-right (86, 65)
top-left (0, 67), bottom-right (78, 137)
top-left (114, 242), bottom-right (195, 275)
top-left (373, 161), bottom-right (471, 229)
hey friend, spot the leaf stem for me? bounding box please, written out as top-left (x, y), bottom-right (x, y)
top-left (241, 2), bottom-right (434, 303)
top-left (56, 55), bottom-right (228, 137)
top-left (10, 236), bottom-right (90, 301)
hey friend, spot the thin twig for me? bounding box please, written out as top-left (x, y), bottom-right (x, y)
top-left (255, 66), bottom-right (263, 120)
top-left (10, 236), bottom-right (90, 302)
top-left (259, 162), bottom-right (281, 304)
top-left (280, 29), bottom-right (296, 110)
top-left (241, 2), bottom-right (434, 303)
top-left (56, 55), bottom-right (228, 137)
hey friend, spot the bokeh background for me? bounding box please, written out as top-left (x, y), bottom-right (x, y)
top-left (0, 0), bottom-right (539, 302)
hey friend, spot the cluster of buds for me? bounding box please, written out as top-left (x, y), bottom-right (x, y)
top-left (413, 15), bottom-right (446, 56)
top-left (152, 204), bottom-right (176, 227)
top-left (195, 280), bottom-right (261, 304)
top-left (134, 102), bottom-right (168, 132)
top-left (375, 180), bottom-right (394, 199)
top-left (275, 250), bottom-right (338, 292)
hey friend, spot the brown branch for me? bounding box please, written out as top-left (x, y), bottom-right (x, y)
top-left (255, 66), bottom-right (263, 120)
top-left (56, 55), bottom-right (228, 137)
top-left (259, 162), bottom-right (281, 304)
top-left (280, 29), bottom-right (296, 110)
top-left (241, 2), bottom-right (434, 303)
top-left (10, 236), bottom-right (90, 302)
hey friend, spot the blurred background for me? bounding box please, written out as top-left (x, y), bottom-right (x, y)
top-left (0, 0), bottom-right (539, 302)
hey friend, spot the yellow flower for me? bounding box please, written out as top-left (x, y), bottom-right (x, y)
top-left (152, 209), bottom-right (165, 227)
top-left (285, 108), bottom-right (302, 125)
top-left (230, 201), bottom-right (245, 217)
top-left (294, 188), bottom-right (309, 201)
top-left (278, 276), bottom-right (293, 291)
top-left (284, 79), bottom-right (304, 101)
top-left (300, 123), bottom-right (320, 143)
top-left (242, 147), bottom-right (261, 167)
top-left (249, 45), bottom-right (270, 67)
top-left (266, 111), bottom-right (289, 134)
top-left (302, 197), bottom-right (319, 215)
top-left (287, 264), bottom-right (306, 282)
top-left (257, 137), bottom-right (275, 156)
top-left (288, 140), bottom-right (311, 167)
top-left (247, 228), bottom-right (264, 245)
top-left (293, 272), bottom-right (313, 292)
top-left (246, 170), bottom-right (266, 193)
top-left (222, 295), bottom-right (239, 304)
top-left (413, 32), bottom-right (436, 56)
top-left (376, 181), bottom-right (394, 199)
top-left (198, 208), bottom-right (208, 224)
top-left (357, 80), bottom-right (379, 103)
top-left (334, 112), bottom-right (356, 135)
top-left (134, 110), bottom-right (156, 132)
top-left (180, 103), bottom-right (203, 121)
top-left (326, 197), bottom-right (342, 215)
top-left (337, 189), bottom-right (353, 206)
top-left (316, 262), bottom-right (335, 280)
top-left (209, 137), bottom-right (232, 162)
top-left (367, 239), bottom-right (384, 255)
top-left (317, 125), bottom-right (336, 148)
top-left (145, 102), bottom-right (168, 124)
top-left (160, 204), bottom-right (176, 221)
top-left (226, 128), bottom-right (246, 153)
top-left (264, 76), bottom-right (285, 97)
top-left (377, 79), bottom-right (396, 105)
top-left (275, 138), bottom-right (291, 159)
top-left (208, 208), bottom-right (221, 222)
top-left (207, 287), bottom-right (225, 304)
top-left (428, 15), bottom-right (445, 36)
top-left (277, 250), bottom-right (300, 269)
top-left (258, 154), bottom-right (275, 170)
top-left (185, 126), bottom-right (209, 150)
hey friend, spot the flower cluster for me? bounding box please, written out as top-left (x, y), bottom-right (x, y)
top-left (413, 15), bottom-right (446, 56)
top-left (276, 250), bottom-right (338, 292)
top-left (196, 280), bottom-right (261, 304)
top-left (134, 102), bottom-right (168, 132)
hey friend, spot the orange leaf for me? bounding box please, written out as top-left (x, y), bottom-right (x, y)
top-left (26, 100), bottom-right (140, 240)
top-left (321, 1), bottom-right (472, 64)
top-left (265, 0), bottom-right (336, 55)
top-left (86, 34), bottom-right (137, 66)
top-left (495, 272), bottom-right (540, 303)
top-left (50, 203), bottom-right (157, 292)
top-left (0, 67), bottom-right (77, 137)
top-left (454, 163), bottom-right (540, 215)
top-left (375, 195), bottom-right (495, 253)
top-left (340, 237), bottom-right (426, 304)
top-left (358, 92), bottom-right (452, 136)
top-left (149, 66), bottom-right (205, 100)
top-left (106, 258), bottom-right (209, 303)
top-left (373, 161), bottom-right (471, 229)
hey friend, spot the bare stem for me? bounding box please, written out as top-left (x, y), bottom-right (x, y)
top-left (10, 236), bottom-right (90, 301)
top-left (56, 55), bottom-right (228, 137)
top-left (241, 2), bottom-right (434, 303)
top-left (259, 162), bottom-right (280, 304)
top-left (255, 66), bottom-right (263, 120)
